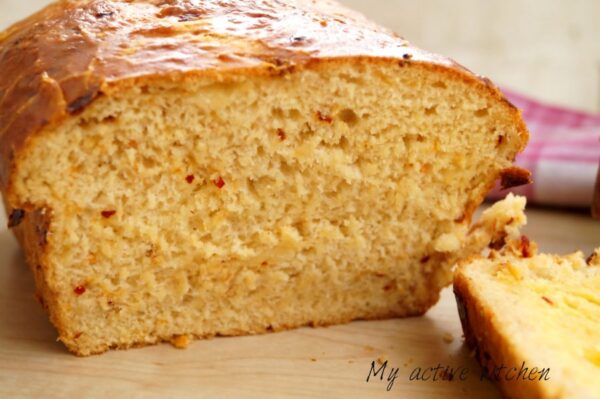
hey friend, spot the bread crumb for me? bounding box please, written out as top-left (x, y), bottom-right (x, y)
top-left (433, 233), bottom-right (461, 252)
top-left (443, 332), bottom-right (454, 344)
top-left (506, 261), bottom-right (523, 280)
top-left (170, 334), bottom-right (190, 349)
top-left (377, 355), bottom-right (386, 365)
top-left (310, 358), bottom-right (317, 362)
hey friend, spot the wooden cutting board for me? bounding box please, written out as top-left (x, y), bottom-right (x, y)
top-left (1, 206), bottom-right (598, 399)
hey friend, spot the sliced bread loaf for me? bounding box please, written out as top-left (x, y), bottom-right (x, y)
top-left (1, 0), bottom-right (528, 355)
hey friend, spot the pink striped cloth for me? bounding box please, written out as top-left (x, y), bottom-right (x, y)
top-left (488, 89), bottom-right (600, 208)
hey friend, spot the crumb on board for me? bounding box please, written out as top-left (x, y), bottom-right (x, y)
top-left (170, 334), bottom-right (190, 349)
top-left (377, 355), bottom-right (386, 365)
top-left (310, 358), bottom-right (317, 362)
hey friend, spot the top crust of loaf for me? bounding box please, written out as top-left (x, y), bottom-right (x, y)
top-left (0, 0), bottom-right (527, 199)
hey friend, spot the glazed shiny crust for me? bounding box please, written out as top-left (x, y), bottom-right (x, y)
top-left (0, 0), bottom-right (524, 198)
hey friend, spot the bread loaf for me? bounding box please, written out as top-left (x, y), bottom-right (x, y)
top-left (0, 0), bottom-right (529, 355)
top-left (454, 238), bottom-right (600, 399)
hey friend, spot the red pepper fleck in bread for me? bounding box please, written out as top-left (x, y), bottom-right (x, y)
top-left (0, 0), bottom-right (529, 355)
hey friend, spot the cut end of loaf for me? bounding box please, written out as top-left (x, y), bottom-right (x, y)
top-left (7, 58), bottom-right (527, 355)
top-left (454, 238), bottom-right (600, 399)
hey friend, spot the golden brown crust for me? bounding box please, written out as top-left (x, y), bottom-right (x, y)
top-left (70, 306), bottom-right (434, 356)
top-left (454, 267), bottom-right (547, 399)
top-left (5, 204), bottom-right (72, 348)
top-left (499, 167), bottom-right (533, 190)
top-left (63, 297), bottom-right (435, 356)
top-left (0, 0), bottom-right (527, 199)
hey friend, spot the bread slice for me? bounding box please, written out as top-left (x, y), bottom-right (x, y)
top-left (0, 0), bottom-right (528, 355)
top-left (454, 240), bottom-right (600, 398)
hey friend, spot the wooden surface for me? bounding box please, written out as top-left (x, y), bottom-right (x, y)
top-left (1, 205), bottom-right (598, 399)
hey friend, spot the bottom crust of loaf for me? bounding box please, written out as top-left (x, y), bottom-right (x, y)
top-left (80, 307), bottom-right (435, 356)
